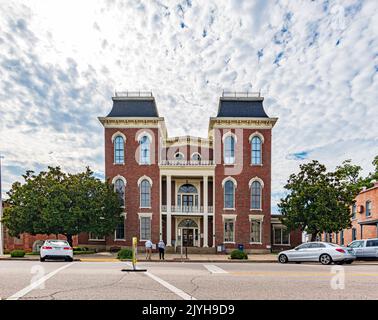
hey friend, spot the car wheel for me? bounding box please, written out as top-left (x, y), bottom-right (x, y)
top-left (319, 254), bottom-right (332, 265)
top-left (278, 254), bottom-right (288, 264)
top-left (66, 257), bottom-right (73, 262)
top-left (40, 257), bottom-right (45, 262)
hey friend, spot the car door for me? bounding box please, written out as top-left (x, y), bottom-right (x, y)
top-left (307, 243), bottom-right (325, 261)
top-left (289, 243), bottom-right (311, 261)
top-left (348, 240), bottom-right (365, 258)
top-left (363, 240), bottom-right (378, 258)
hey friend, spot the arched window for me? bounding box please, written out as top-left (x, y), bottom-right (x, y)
top-left (191, 153), bottom-right (201, 161)
top-left (114, 136), bottom-right (124, 164)
top-left (251, 181), bottom-right (262, 209)
top-left (139, 135), bottom-right (151, 164)
top-left (224, 180), bottom-right (235, 208)
top-left (140, 179), bottom-right (151, 208)
top-left (177, 184), bottom-right (198, 210)
top-left (224, 136), bottom-right (235, 164)
top-left (251, 136), bottom-right (262, 165)
top-left (175, 152), bottom-right (184, 160)
top-left (115, 179), bottom-right (125, 207)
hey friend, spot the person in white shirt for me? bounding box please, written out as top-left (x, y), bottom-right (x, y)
top-left (145, 239), bottom-right (153, 260)
top-left (158, 240), bottom-right (165, 260)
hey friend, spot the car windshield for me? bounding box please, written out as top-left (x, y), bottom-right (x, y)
top-left (45, 240), bottom-right (69, 246)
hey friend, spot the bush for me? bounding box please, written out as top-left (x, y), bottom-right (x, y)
top-left (10, 250), bottom-right (26, 258)
top-left (117, 248), bottom-right (133, 260)
top-left (230, 249), bottom-right (248, 260)
top-left (73, 247), bottom-right (89, 252)
top-left (73, 250), bottom-right (95, 255)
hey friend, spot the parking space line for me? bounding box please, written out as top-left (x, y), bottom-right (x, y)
top-left (144, 271), bottom-right (196, 300)
top-left (7, 263), bottom-right (75, 300)
top-left (204, 264), bottom-right (228, 274)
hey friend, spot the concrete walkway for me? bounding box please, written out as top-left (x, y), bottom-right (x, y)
top-left (0, 252), bottom-right (278, 263)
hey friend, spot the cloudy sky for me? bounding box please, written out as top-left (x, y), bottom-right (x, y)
top-left (0, 0), bottom-right (377, 213)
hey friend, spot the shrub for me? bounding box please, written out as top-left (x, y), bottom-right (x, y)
top-left (230, 249), bottom-right (248, 260)
top-left (73, 250), bottom-right (95, 255)
top-left (73, 247), bottom-right (89, 252)
top-left (117, 248), bottom-right (133, 260)
top-left (10, 250), bottom-right (26, 258)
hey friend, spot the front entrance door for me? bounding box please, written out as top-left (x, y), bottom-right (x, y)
top-left (182, 195), bottom-right (193, 211)
top-left (182, 229), bottom-right (194, 246)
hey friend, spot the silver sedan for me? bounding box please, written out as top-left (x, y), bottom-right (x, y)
top-left (278, 242), bottom-right (356, 265)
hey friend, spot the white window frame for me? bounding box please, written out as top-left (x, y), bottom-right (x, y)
top-left (89, 233), bottom-right (105, 241)
top-left (138, 176), bottom-right (153, 209)
top-left (112, 132), bottom-right (126, 165)
top-left (222, 132), bottom-right (236, 165)
top-left (222, 214), bottom-right (236, 244)
top-left (250, 219), bottom-right (262, 244)
top-left (139, 134), bottom-right (151, 165)
top-left (249, 178), bottom-right (263, 210)
top-left (222, 177), bottom-right (237, 210)
top-left (138, 213), bottom-right (152, 241)
top-left (249, 132), bottom-right (264, 166)
top-left (114, 214), bottom-right (126, 241)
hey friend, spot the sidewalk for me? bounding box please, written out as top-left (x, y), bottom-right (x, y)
top-left (0, 252), bottom-right (278, 263)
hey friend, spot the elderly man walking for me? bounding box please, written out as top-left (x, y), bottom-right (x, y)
top-left (145, 239), bottom-right (153, 260)
top-left (158, 239), bottom-right (165, 260)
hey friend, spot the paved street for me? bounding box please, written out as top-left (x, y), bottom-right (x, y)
top-left (1, 261), bottom-right (378, 300)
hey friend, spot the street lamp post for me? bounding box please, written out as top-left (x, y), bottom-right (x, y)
top-left (0, 155), bottom-right (4, 256)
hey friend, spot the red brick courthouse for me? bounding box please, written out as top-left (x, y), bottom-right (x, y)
top-left (78, 92), bottom-right (300, 253)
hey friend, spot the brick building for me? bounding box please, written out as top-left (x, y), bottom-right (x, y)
top-left (324, 181), bottom-right (378, 245)
top-left (77, 91), bottom-right (301, 253)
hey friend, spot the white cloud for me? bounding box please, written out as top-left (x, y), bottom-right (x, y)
top-left (0, 0), bottom-right (377, 213)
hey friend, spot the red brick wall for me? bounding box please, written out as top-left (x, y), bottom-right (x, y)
top-left (102, 127), bottom-right (161, 247)
top-left (214, 128), bottom-right (272, 251)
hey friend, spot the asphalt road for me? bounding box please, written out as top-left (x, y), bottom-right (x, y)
top-left (1, 260), bottom-right (378, 300)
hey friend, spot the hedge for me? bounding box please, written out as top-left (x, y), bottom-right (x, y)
top-left (117, 248), bottom-right (133, 260)
top-left (230, 249), bottom-right (248, 260)
top-left (10, 250), bottom-right (26, 258)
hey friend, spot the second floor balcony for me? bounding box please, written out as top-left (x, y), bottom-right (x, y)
top-left (159, 160), bottom-right (215, 166)
top-left (161, 205), bottom-right (213, 215)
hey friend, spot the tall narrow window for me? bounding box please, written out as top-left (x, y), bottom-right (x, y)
top-left (115, 179), bottom-right (125, 207)
top-left (352, 228), bottom-right (357, 241)
top-left (340, 230), bottom-right (344, 245)
top-left (140, 179), bottom-right (151, 208)
top-left (224, 219), bottom-right (235, 242)
top-left (224, 180), bottom-right (235, 209)
top-left (224, 136), bottom-right (235, 164)
top-left (250, 219), bottom-right (261, 243)
top-left (114, 136), bottom-right (124, 164)
top-left (366, 201), bottom-right (371, 217)
top-left (140, 216), bottom-right (151, 240)
top-left (115, 221), bottom-right (125, 240)
top-left (352, 203), bottom-right (356, 219)
top-left (251, 181), bottom-right (262, 209)
top-left (251, 136), bottom-right (262, 165)
top-left (140, 135), bottom-right (151, 164)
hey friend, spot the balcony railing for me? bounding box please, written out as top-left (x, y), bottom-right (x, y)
top-left (159, 160), bottom-right (215, 166)
top-left (161, 205), bottom-right (213, 214)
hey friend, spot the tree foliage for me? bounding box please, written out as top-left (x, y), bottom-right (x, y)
top-left (2, 166), bottom-right (123, 246)
top-left (278, 160), bottom-right (362, 240)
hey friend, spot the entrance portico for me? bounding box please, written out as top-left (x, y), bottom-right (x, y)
top-left (159, 165), bottom-right (215, 249)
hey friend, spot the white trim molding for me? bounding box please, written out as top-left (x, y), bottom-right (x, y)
top-left (111, 175), bottom-right (127, 185)
top-left (221, 131), bottom-right (238, 143)
top-left (248, 131), bottom-right (265, 143)
top-left (136, 131), bottom-right (153, 143)
top-left (248, 214), bottom-right (264, 222)
top-left (222, 176), bottom-right (238, 188)
top-left (222, 214), bottom-right (237, 221)
top-left (174, 152), bottom-right (185, 160)
top-left (190, 152), bottom-right (202, 160)
top-left (138, 212), bottom-right (153, 218)
top-left (137, 175), bottom-right (153, 186)
top-left (111, 131), bottom-right (126, 143)
top-left (248, 177), bottom-right (264, 189)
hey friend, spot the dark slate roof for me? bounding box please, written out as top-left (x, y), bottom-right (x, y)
top-left (106, 98), bottom-right (159, 117)
top-left (217, 98), bottom-right (269, 118)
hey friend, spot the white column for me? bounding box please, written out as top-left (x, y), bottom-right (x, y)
top-left (203, 175), bottom-right (208, 247)
top-left (166, 175), bottom-right (172, 246)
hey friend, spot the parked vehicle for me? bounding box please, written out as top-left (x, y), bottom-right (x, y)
top-left (278, 242), bottom-right (356, 265)
top-left (348, 238), bottom-right (378, 260)
top-left (40, 240), bottom-right (73, 262)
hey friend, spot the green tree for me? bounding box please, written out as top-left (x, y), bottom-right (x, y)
top-left (2, 166), bottom-right (123, 246)
top-left (359, 155), bottom-right (378, 189)
top-left (278, 160), bottom-right (361, 241)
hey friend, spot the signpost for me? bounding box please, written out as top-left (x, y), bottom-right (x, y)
top-left (121, 236), bottom-right (146, 272)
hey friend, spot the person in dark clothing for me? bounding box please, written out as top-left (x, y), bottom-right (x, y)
top-left (158, 239), bottom-right (165, 260)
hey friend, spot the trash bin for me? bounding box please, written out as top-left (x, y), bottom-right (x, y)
top-left (238, 244), bottom-right (244, 251)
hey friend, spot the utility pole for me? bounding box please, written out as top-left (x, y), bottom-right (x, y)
top-left (0, 155), bottom-right (4, 256)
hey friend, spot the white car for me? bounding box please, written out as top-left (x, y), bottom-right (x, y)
top-left (40, 240), bottom-right (73, 262)
top-left (278, 242), bottom-right (356, 265)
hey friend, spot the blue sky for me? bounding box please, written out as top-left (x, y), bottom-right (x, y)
top-left (0, 0), bottom-right (377, 213)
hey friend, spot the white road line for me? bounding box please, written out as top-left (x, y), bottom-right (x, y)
top-left (204, 264), bottom-right (228, 274)
top-left (144, 271), bottom-right (196, 300)
top-left (7, 263), bottom-right (75, 300)
top-left (123, 262), bottom-right (195, 300)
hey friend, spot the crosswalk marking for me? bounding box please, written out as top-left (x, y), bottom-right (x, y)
top-left (204, 264), bottom-right (228, 274)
